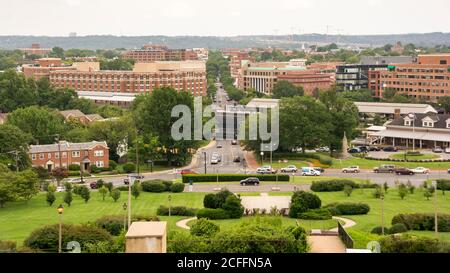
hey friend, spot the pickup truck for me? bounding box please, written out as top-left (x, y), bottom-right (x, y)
top-left (373, 165), bottom-right (396, 173)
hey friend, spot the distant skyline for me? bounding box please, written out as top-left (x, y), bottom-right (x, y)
top-left (2, 0), bottom-right (450, 36)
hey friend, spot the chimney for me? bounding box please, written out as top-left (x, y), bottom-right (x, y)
top-left (394, 109), bottom-right (401, 119)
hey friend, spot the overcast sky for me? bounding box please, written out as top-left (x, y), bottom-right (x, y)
top-left (2, 0), bottom-right (450, 36)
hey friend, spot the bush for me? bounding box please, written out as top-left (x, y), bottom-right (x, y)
top-left (310, 179), bottom-right (357, 192)
top-left (95, 215), bottom-right (159, 236)
top-left (162, 180), bottom-right (173, 191)
top-left (389, 223), bottom-right (408, 234)
top-left (96, 179), bottom-right (105, 189)
top-left (109, 160), bottom-right (117, 170)
top-left (371, 226), bottom-right (385, 235)
top-left (68, 171), bottom-right (80, 177)
top-left (24, 224), bottom-right (113, 251)
top-left (141, 181), bottom-right (166, 193)
top-left (170, 183), bottom-right (185, 193)
top-left (90, 165), bottom-right (100, 174)
top-left (115, 186), bottom-right (129, 191)
top-left (222, 195), bottom-right (244, 219)
top-left (324, 203), bottom-right (370, 216)
top-left (182, 174), bottom-right (289, 183)
top-left (190, 219), bottom-right (220, 237)
top-left (196, 208), bottom-right (230, 220)
top-left (380, 234), bottom-right (450, 253)
top-left (122, 162), bottom-right (136, 173)
top-left (289, 191), bottom-right (321, 218)
top-left (0, 240), bottom-right (17, 253)
top-left (436, 179), bottom-right (450, 191)
top-left (203, 193), bottom-right (218, 209)
top-left (298, 208), bottom-right (332, 220)
top-left (68, 164), bottom-right (80, 171)
top-left (391, 213), bottom-right (450, 232)
top-left (156, 206), bottom-right (197, 216)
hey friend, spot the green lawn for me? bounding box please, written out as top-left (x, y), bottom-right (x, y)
top-left (201, 176), bottom-right (366, 185)
top-left (389, 153), bottom-right (439, 160)
top-left (116, 163), bottom-right (172, 173)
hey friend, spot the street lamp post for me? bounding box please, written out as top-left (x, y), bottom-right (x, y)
top-left (57, 204), bottom-right (64, 253)
top-left (203, 151), bottom-right (207, 174)
top-left (127, 177), bottom-right (134, 228)
top-left (432, 181), bottom-right (438, 238)
top-left (122, 202), bottom-right (127, 231)
top-left (381, 194), bottom-right (385, 235)
top-left (168, 195), bottom-right (172, 217)
top-left (260, 152), bottom-right (264, 166)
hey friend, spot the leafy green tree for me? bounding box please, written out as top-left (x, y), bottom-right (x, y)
top-left (0, 172), bottom-right (16, 208)
top-left (50, 47), bottom-right (65, 59)
top-left (51, 167), bottom-right (68, 186)
top-left (343, 185), bottom-right (353, 197)
top-left (424, 188), bottom-right (433, 200)
top-left (64, 190), bottom-right (73, 207)
top-left (95, 105), bottom-right (123, 118)
top-left (341, 89), bottom-right (374, 102)
top-left (383, 182), bottom-right (389, 193)
top-left (0, 124), bottom-right (32, 169)
top-left (279, 96), bottom-right (332, 153)
top-left (398, 184), bottom-right (408, 200)
top-left (111, 188), bottom-right (121, 202)
top-left (131, 181), bottom-right (142, 199)
top-left (98, 186), bottom-right (108, 201)
top-left (79, 185), bottom-right (91, 203)
top-left (272, 80), bottom-right (304, 98)
top-left (0, 70), bottom-right (38, 112)
top-left (7, 106), bottom-right (67, 144)
top-left (14, 170), bottom-right (39, 203)
top-left (46, 190), bottom-right (56, 206)
top-left (438, 97), bottom-right (450, 114)
top-left (100, 58), bottom-right (134, 70)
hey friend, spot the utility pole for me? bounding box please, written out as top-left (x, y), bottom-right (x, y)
top-left (55, 134), bottom-right (62, 169)
top-left (136, 139), bottom-right (140, 176)
top-left (381, 194), bottom-right (385, 235)
top-left (6, 150), bottom-right (20, 172)
top-left (203, 151), bottom-right (207, 174)
top-left (128, 176), bottom-right (134, 228)
top-left (432, 181), bottom-right (438, 238)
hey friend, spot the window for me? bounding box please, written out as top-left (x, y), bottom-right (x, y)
top-left (423, 121), bottom-right (434, 127)
top-left (404, 120), bottom-right (411, 126)
top-left (39, 153), bottom-right (44, 160)
top-left (447, 123), bottom-right (450, 129)
top-left (94, 150), bottom-right (104, 157)
top-left (95, 161), bottom-right (104, 167)
top-left (32, 154), bottom-right (36, 160)
top-left (72, 151), bottom-right (80, 157)
top-left (62, 152), bottom-right (67, 158)
top-left (55, 153), bottom-right (59, 159)
top-left (48, 153), bottom-right (51, 159)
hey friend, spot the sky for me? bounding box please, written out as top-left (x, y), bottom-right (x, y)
top-left (2, 0), bottom-right (450, 36)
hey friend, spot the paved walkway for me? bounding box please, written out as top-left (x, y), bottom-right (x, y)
top-left (240, 195), bottom-right (291, 211)
top-left (176, 217), bottom-right (197, 230)
top-left (243, 150), bottom-right (259, 170)
top-left (329, 216), bottom-right (356, 232)
top-left (307, 235), bottom-right (347, 253)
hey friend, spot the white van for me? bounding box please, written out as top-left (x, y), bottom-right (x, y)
top-left (301, 167), bottom-right (321, 176)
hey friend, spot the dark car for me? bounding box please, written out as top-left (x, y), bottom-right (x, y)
top-left (89, 182), bottom-right (97, 189)
top-left (369, 146), bottom-right (381, 151)
top-left (348, 148), bottom-right (361, 153)
top-left (233, 156), bottom-right (241, 163)
top-left (123, 178), bottom-right (130, 185)
top-left (313, 167), bottom-right (325, 173)
top-left (395, 168), bottom-right (414, 175)
top-left (357, 146), bottom-right (369, 153)
top-left (448, 169), bottom-right (450, 174)
top-left (383, 146), bottom-right (397, 152)
top-left (240, 177), bottom-right (260, 186)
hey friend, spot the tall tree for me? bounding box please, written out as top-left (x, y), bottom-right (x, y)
top-left (0, 70), bottom-right (38, 112)
top-left (14, 170), bottom-right (39, 203)
top-left (272, 80), bottom-right (304, 98)
top-left (0, 124), bottom-right (32, 169)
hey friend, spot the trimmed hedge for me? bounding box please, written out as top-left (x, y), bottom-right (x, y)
top-left (298, 208), bottom-right (332, 220)
top-left (436, 179), bottom-right (450, 191)
top-left (115, 186), bottom-right (129, 191)
top-left (182, 174), bottom-right (289, 183)
top-left (196, 208), bottom-right (230, 220)
top-left (363, 156), bottom-right (450, 163)
top-left (389, 223), bottom-right (408, 234)
top-left (141, 181), bottom-right (166, 192)
top-left (190, 219), bottom-right (220, 237)
top-left (95, 215), bottom-right (159, 236)
top-left (271, 152), bottom-right (332, 166)
top-left (324, 202), bottom-right (370, 215)
top-left (310, 179), bottom-right (357, 192)
top-left (156, 206), bottom-right (197, 216)
top-left (380, 235), bottom-right (450, 253)
top-left (170, 183), bottom-right (185, 193)
top-left (391, 213), bottom-right (450, 232)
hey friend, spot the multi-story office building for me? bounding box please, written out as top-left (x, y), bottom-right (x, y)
top-left (19, 43), bottom-right (52, 56)
top-left (123, 44), bottom-right (199, 62)
top-left (378, 54), bottom-right (450, 102)
top-left (22, 58), bottom-right (77, 80)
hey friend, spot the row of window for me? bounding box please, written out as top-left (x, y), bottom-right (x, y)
top-left (404, 120), bottom-right (450, 128)
top-left (31, 150), bottom-right (104, 160)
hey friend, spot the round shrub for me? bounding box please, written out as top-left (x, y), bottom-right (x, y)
top-left (68, 164), bottom-right (80, 171)
top-left (170, 183), bottom-right (185, 193)
top-left (325, 202), bottom-right (370, 215)
top-left (24, 224), bottom-right (113, 251)
top-left (371, 226), bottom-right (385, 235)
top-left (391, 213), bottom-right (450, 232)
top-left (190, 219), bottom-right (220, 237)
top-left (298, 208), bottom-right (332, 220)
top-left (196, 208), bottom-right (229, 220)
top-left (310, 179), bottom-right (357, 192)
top-left (221, 195), bottom-right (244, 219)
top-left (156, 205), bottom-right (197, 216)
top-left (109, 160), bottom-right (117, 170)
top-left (203, 193), bottom-right (218, 209)
top-left (95, 215), bottom-right (124, 235)
top-left (289, 191), bottom-right (321, 218)
top-left (162, 180), bottom-right (173, 191)
top-left (122, 162), bottom-right (136, 173)
top-left (141, 181), bottom-right (166, 192)
top-left (389, 223), bottom-right (408, 234)
top-left (115, 185), bottom-right (129, 191)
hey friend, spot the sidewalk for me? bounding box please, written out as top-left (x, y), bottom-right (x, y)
top-left (243, 150), bottom-right (259, 170)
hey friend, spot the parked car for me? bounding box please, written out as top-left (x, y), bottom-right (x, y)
top-left (369, 146), bottom-right (381, 151)
top-left (411, 167), bottom-right (430, 174)
top-left (373, 165), bottom-right (396, 173)
top-left (280, 165), bottom-right (298, 173)
top-left (240, 177), bottom-right (260, 186)
top-left (357, 146), bottom-right (369, 153)
top-left (256, 166), bottom-right (277, 174)
top-left (66, 178), bottom-right (83, 184)
top-left (180, 169), bottom-right (198, 175)
top-left (89, 182), bottom-right (97, 189)
top-left (342, 166), bottom-right (360, 173)
top-left (233, 156), bottom-right (241, 163)
top-left (231, 140), bottom-right (237, 145)
top-left (315, 147), bottom-right (330, 153)
top-left (211, 156), bottom-right (219, 164)
top-left (348, 147), bottom-right (361, 153)
top-left (313, 167), bottom-right (325, 173)
top-left (448, 169), bottom-right (450, 174)
top-left (56, 186), bottom-right (65, 192)
top-left (128, 173), bottom-right (145, 180)
top-left (395, 168), bottom-right (415, 175)
top-left (445, 148), bottom-right (450, 154)
top-left (123, 178), bottom-right (130, 185)
top-left (432, 146), bottom-right (444, 153)
top-left (301, 167), bottom-right (321, 176)
top-left (383, 146), bottom-right (398, 152)
top-left (217, 144), bottom-right (223, 148)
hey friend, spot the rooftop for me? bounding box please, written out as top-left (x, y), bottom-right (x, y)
top-left (354, 102), bottom-right (437, 114)
top-left (29, 141), bottom-right (108, 154)
top-left (125, 222), bottom-right (166, 238)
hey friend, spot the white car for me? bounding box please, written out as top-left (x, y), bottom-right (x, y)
top-left (256, 167), bottom-right (277, 174)
top-left (412, 167), bottom-right (430, 174)
top-left (66, 178), bottom-right (82, 184)
top-left (342, 166), bottom-right (360, 173)
top-left (301, 167), bottom-right (321, 176)
top-left (280, 165), bottom-right (298, 173)
top-left (210, 157), bottom-right (219, 164)
top-left (56, 186), bottom-right (65, 192)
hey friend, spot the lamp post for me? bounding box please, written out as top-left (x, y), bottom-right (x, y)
top-left (408, 113), bottom-right (416, 151)
top-left (432, 181), bottom-right (438, 238)
top-left (380, 194), bottom-right (385, 235)
top-left (260, 151), bottom-right (264, 166)
top-left (122, 202), bottom-right (127, 231)
top-left (127, 177), bottom-right (134, 228)
top-left (168, 195), bottom-right (172, 217)
top-left (57, 204), bottom-right (64, 253)
top-left (203, 151), bottom-right (207, 174)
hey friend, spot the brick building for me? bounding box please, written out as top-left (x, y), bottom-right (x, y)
top-left (22, 58), bottom-right (76, 80)
top-left (19, 43), bottom-right (52, 56)
top-left (29, 141), bottom-right (109, 172)
top-left (378, 54), bottom-right (450, 101)
top-left (277, 71), bottom-right (334, 96)
top-left (123, 45), bottom-right (199, 62)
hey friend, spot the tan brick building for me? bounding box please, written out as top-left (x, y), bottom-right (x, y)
top-left (379, 54), bottom-right (450, 101)
top-left (19, 43), bottom-right (51, 56)
top-left (123, 45), bottom-right (199, 62)
top-left (29, 141), bottom-right (109, 172)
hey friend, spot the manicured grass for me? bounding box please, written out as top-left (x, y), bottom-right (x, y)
top-left (200, 176), bottom-right (365, 185)
top-left (0, 191), bottom-right (206, 245)
top-left (116, 163), bottom-right (172, 173)
top-left (389, 153), bottom-right (439, 160)
top-left (331, 157), bottom-right (450, 170)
